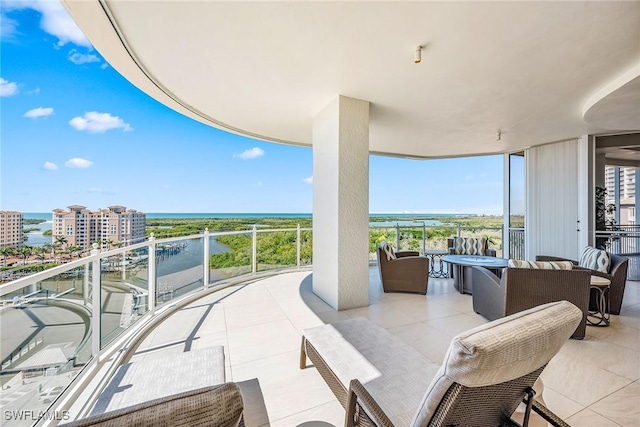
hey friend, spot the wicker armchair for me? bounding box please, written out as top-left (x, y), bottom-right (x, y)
top-left (301, 301), bottom-right (581, 427)
top-left (536, 254), bottom-right (629, 315)
top-left (376, 242), bottom-right (429, 294)
top-left (471, 266), bottom-right (590, 339)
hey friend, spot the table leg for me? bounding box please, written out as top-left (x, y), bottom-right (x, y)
top-left (587, 285), bottom-right (610, 327)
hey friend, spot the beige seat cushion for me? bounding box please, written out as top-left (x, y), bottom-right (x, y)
top-left (303, 317), bottom-right (440, 426)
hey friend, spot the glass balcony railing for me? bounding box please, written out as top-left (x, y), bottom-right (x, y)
top-left (369, 222), bottom-right (507, 258)
top-left (0, 227), bottom-right (313, 426)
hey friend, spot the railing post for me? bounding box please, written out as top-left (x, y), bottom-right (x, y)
top-left (252, 225), bottom-right (257, 274)
top-left (148, 233), bottom-right (156, 314)
top-left (121, 250), bottom-right (126, 281)
top-left (395, 223), bottom-right (400, 250)
top-left (203, 228), bottom-right (210, 287)
top-left (422, 221), bottom-right (426, 254)
top-left (296, 224), bottom-right (301, 268)
top-left (90, 244), bottom-right (101, 358)
top-left (84, 263), bottom-right (90, 307)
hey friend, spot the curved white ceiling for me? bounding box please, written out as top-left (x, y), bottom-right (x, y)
top-left (584, 65), bottom-right (640, 131)
top-left (63, 1), bottom-right (640, 159)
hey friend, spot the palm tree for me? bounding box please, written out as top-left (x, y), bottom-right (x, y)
top-left (42, 243), bottom-right (53, 261)
top-left (69, 245), bottom-right (83, 259)
top-left (33, 246), bottom-right (47, 264)
top-left (19, 245), bottom-right (33, 264)
top-left (55, 235), bottom-right (68, 249)
top-left (0, 246), bottom-right (16, 267)
top-left (53, 236), bottom-right (68, 261)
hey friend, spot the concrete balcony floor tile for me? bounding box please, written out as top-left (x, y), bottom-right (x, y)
top-left (125, 268), bottom-right (640, 426)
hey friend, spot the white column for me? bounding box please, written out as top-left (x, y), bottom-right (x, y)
top-left (503, 154), bottom-right (511, 259)
top-left (577, 135), bottom-right (594, 250)
top-left (312, 95), bottom-right (370, 311)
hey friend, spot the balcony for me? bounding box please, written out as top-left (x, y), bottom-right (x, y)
top-left (0, 227), bottom-right (639, 426)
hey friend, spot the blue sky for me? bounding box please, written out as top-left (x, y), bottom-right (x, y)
top-left (1, 1), bottom-right (505, 215)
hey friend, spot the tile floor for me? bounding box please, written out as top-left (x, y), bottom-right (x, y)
top-left (128, 268), bottom-right (640, 427)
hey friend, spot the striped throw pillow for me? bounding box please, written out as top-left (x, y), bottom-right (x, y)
top-left (578, 247), bottom-right (610, 273)
top-left (453, 237), bottom-right (487, 256)
top-left (508, 259), bottom-right (573, 270)
top-left (380, 242), bottom-right (396, 261)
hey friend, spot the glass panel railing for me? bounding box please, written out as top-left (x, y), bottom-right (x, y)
top-left (100, 249), bottom-right (149, 349)
top-left (424, 225), bottom-right (456, 251)
top-left (155, 238), bottom-right (204, 306)
top-left (0, 266), bottom-right (92, 426)
top-left (299, 229), bottom-right (313, 266)
top-left (208, 233), bottom-right (252, 283)
top-left (369, 227), bottom-right (397, 261)
top-left (256, 231), bottom-right (297, 272)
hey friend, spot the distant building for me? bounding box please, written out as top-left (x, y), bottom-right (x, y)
top-left (0, 211), bottom-right (24, 249)
top-left (52, 205), bottom-right (146, 250)
top-left (605, 166), bottom-right (636, 225)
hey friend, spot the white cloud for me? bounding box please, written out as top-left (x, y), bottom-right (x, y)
top-left (65, 158), bottom-right (93, 169)
top-left (43, 161), bottom-right (58, 171)
top-left (234, 147), bottom-right (265, 160)
top-left (28, 87), bottom-right (41, 95)
top-left (302, 176), bottom-right (313, 184)
top-left (100, 63), bottom-right (109, 70)
top-left (1, 13), bottom-right (19, 40)
top-left (0, 77), bottom-right (19, 97)
top-left (3, 0), bottom-right (91, 47)
top-left (24, 107), bottom-right (54, 119)
top-left (68, 49), bottom-right (100, 65)
top-left (69, 112), bottom-right (132, 133)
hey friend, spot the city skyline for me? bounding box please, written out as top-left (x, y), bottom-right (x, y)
top-left (1, 1), bottom-right (504, 215)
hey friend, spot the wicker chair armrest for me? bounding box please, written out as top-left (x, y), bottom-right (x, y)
top-left (535, 255), bottom-right (578, 265)
top-left (388, 256), bottom-right (428, 267)
top-left (396, 250), bottom-right (420, 258)
top-left (530, 399), bottom-right (571, 427)
top-left (346, 379), bottom-right (395, 427)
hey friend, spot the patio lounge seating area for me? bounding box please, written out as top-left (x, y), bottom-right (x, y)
top-left (74, 267), bottom-right (640, 427)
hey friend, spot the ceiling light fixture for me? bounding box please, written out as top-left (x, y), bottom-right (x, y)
top-left (415, 46), bottom-right (422, 64)
top-left (497, 131), bottom-right (502, 141)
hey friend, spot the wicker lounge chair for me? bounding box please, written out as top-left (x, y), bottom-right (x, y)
top-left (376, 242), bottom-right (429, 294)
top-left (61, 383), bottom-right (245, 427)
top-left (471, 266), bottom-right (591, 339)
top-left (301, 300), bottom-right (581, 427)
top-left (536, 253), bottom-right (629, 315)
